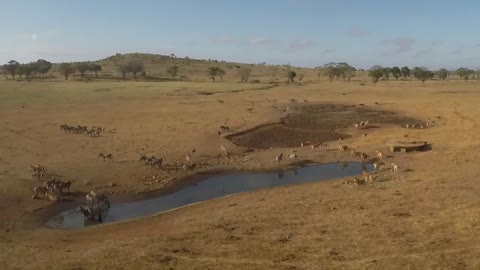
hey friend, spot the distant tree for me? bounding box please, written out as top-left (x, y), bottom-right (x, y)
top-left (4, 60), bottom-right (19, 79)
top-left (391, 67), bottom-right (401, 80)
top-left (75, 62), bottom-right (90, 78)
top-left (287, 70), bottom-right (296, 83)
top-left (320, 62), bottom-right (355, 82)
top-left (400, 66), bottom-right (410, 78)
top-left (58, 63), bottom-right (75, 80)
top-left (436, 68), bottom-right (448, 80)
top-left (412, 66), bottom-right (433, 84)
top-left (33, 59), bottom-right (52, 76)
top-left (125, 59), bottom-right (145, 79)
top-left (89, 64), bottom-right (102, 78)
top-left (23, 63), bottom-right (35, 80)
top-left (382, 67), bottom-right (391, 80)
top-left (323, 66), bottom-right (339, 82)
top-left (116, 62), bottom-right (129, 80)
top-left (368, 65), bottom-right (383, 86)
top-left (16, 64), bottom-right (25, 78)
top-left (167, 65), bottom-right (179, 79)
top-left (456, 67), bottom-right (473, 81)
top-left (238, 68), bottom-right (252, 83)
top-left (208, 67), bottom-right (219, 82)
top-left (217, 68), bottom-right (226, 81)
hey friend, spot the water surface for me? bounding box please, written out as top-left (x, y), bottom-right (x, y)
top-left (47, 162), bottom-right (371, 229)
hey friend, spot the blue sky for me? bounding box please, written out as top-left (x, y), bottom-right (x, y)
top-left (1, 0), bottom-right (480, 69)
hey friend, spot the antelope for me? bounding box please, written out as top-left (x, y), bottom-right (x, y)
top-left (391, 163), bottom-right (399, 172)
top-left (186, 154), bottom-right (192, 164)
top-left (275, 153), bottom-right (283, 164)
top-left (300, 142), bottom-right (304, 147)
top-left (54, 180), bottom-right (73, 193)
top-left (149, 157), bottom-right (164, 168)
top-left (375, 150), bottom-right (383, 159)
top-left (47, 193), bottom-right (60, 203)
top-left (77, 206), bottom-right (102, 222)
top-left (354, 123), bottom-right (359, 128)
top-left (98, 153), bottom-right (105, 160)
top-left (303, 99), bottom-right (308, 103)
top-left (362, 170), bottom-right (373, 182)
top-left (363, 133), bottom-right (368, 137)
top-left (350, 149), bottom-right (357, 157)
top-left (246, 107), bottom-right (253, 112)
top-left (218, 99), bottom-right (224, 103)
top-left (191, 149), bottom-right (196, 154)
top-left (86, 194), bottom-right (97, 206)
top-left (219, 125), bottom-right (230, 132)
top-left (220, 145), bottom-right (228, 156)
top-left (353, 177), bottom-right (364, 186)
top-left (360, 153), bottom-right (368, 161)
top-left (33, 186), bottom-right (48, 198)
top-left (373, 161), bottom-right (385, 171)
top-left (289, 153), bottom-right (297, 160)
top-left (105, 154), bottom-right (113, 161)
top-left (338, 144), bottom-right (348, 151)
top-left (406, 124), bottom-right (410, 129)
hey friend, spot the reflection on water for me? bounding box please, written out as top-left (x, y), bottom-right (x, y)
top-left (47, 162), bottom-right (372, 229)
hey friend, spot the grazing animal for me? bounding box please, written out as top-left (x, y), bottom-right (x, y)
top-left (246, 107), bottom-right (253, 112)
top-left (353, 177), bottom-right (364, 186)
top-left (363, 133), bottom-right (368, 137)
top-left (373, 161), bottom-right (385, 171)
top-left (86, 194), bottom-right (97, 206)
top-left (375, 150), bottom-right (383, 159)
top-left (33, 186), bottom-right (48, 198)
top-left (219, 125), bottom-right (230, 132)
top-left (360, 153), bottom-right (368, 161)
top-left (220, 145), bottom-right (228, 156)
top-left (186, 154), bottom-right (192, 164)
top-left (289, 153), bottom-right (297, 160)
top-left (218, 99), bottom-right (224, 103)
top-left (191, 148), bottom-right (196, 153)
top-left (350, 149), bottom-right (357, 157)
top-left (391, 163), bottom-right (399, 172)
top-left (300, 142), bottom-right (304, 147)
top-left (354, 123), bottom-right (359, 129)
top-left (403, 133), bottom-right (409, 138)
top-left (406, 124), bottom-right (410, 129)
top-left (54, 180), bottom-right (73, 193)
top-left (276, 153), bottom-right (283, 164)
top-left (105, 154), bottom-right (113, 161)
top-left (47, 193), bottom-right (60, 203)
top-left (338, 144), bottom-right (348, 151)
top-left (98, 153), bottom-right (105, 160)
top-left (303, 99), bottom-right (308, 103)
top-left (362, 170), bottom-right (373, 182)
top-left (77, 206), bottom-right (102, 222)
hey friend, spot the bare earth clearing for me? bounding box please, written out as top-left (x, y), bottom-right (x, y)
top-left (1, 79), bottom-right (480, 269)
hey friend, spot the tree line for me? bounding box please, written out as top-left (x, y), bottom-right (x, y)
top-left (3, 59), bottom-right (52, 80)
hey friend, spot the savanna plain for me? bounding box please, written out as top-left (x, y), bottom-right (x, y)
top-left (1, 55), bottom-right (480, 270)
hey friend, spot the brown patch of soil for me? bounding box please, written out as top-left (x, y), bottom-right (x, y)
top-left (228, 104), bottom-right (423, 149)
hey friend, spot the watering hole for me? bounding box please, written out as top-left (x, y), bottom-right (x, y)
top-left (47, 162), bottom-right (372, 229)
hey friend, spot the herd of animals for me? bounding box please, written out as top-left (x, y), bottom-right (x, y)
top-left (60, 124), bottom-right (106, 137)
top-left (26, 108), bottom-right (431, 224)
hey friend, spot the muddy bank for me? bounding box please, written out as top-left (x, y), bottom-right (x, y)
top-left (228, 103), bottom-right (424, 149)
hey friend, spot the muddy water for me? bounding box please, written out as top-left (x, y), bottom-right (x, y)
top-left (47, 162), bottom-right (372, 229)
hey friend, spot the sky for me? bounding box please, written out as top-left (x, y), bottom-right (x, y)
top-left (1, 0), bottom-right (480, 69)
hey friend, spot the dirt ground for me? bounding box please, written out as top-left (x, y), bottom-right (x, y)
top-left (1, 79), bottom-right (480, 269)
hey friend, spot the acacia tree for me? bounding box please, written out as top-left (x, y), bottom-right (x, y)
top-left (287, 70), bottom-right (296, 83)
top-left (167, 66), bottom-right (179, 79)
top-left (58, 63), bottom-right (75, 80)
top-left (21, 63), bottom-right (35, 80)
top-left (34, 59), bottom-right (52, 76)
top-left (238, 68), bottom-right (252, 83)
top-left (391, 67), bottom-right (401, 80)
top-left (217, 68), bottom-right (226, 81)
top-left (126, 59), bottom-right (145, 79)
top-left (382, 67), bottom-right (391, 80)
top-left (456, 67), bottom-right (473, 81)
top-left (75, 62), bottom-right (90, 78)
top-left (413, 67), bottom-right (433, 84)
top-left (208, 67), bottom-right (219, 82)
top-left (89, 64), bottom-right (102, 78)
top-left (436, 68), bottom-right (448, 80)
top-left (4, 60), bottom-right (19, 79)
top-left (401, 66), bottom-right (410, 78)
top-left (368, 65), bottom-right (383, 86)
top-left (320, 62), bottom-right (355, 82)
